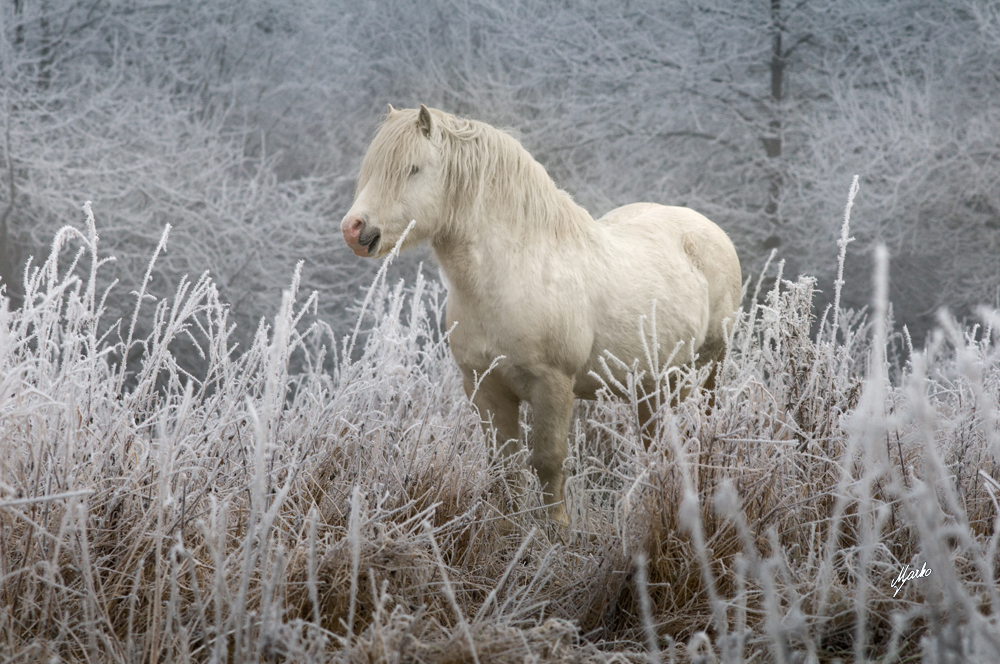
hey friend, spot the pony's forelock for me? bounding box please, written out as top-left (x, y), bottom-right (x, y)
top-left (358, 108), bottom-right (534, 208)
top-left (356, 111), bottom-right (424, 199)
top-left (357, 106), bottom-right (581, 243)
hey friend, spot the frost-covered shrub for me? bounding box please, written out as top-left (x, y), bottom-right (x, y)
top-left (1, 194), bottom-right (998, 662)
top-left (3, 0), bottom-right (999, 355)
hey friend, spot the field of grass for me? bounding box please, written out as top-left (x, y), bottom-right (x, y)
top-left (1, 198), bottom-right (999, 663)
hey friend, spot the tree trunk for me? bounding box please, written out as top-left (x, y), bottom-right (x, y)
top-left (39, 1), bottom-right (54, 89)
top-left (13, 0), bottom-right (25, 47)
top-left (763, 0), bottom-right (785, 239)
top-left (0, 209), bottom-right (22, 311)
top-left (1, 113), bottom-right (22, 310)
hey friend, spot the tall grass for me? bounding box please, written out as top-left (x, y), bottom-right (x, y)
top-left (1, 193), bottom-right (998, 662)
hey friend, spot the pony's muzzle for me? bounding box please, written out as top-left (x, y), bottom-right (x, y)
top-left (341, 214), bottom-right (381, 257)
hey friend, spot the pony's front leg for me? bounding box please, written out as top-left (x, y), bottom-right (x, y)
top-left (462, 370), bottom-right (521, 456)
top-left (528, 371), bottom-right (575, 525)
top-left (462, 369), bottom-right (525, 519)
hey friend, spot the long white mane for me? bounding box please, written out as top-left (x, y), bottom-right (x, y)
top-left (359, 108), bottom-right (590, 240)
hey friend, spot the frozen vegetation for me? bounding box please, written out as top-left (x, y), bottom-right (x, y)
top-left (2, 1), bottom-right (1000, 661)
top-left (2, 1), bottom-right (1000, 349)
top-left (1, 191), bottom-right (998, 662)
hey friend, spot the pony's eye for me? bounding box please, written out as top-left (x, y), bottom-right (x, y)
top-left (409, 165), bottom-right (420, 177)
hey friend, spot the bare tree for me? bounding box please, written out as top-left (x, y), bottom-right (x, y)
top-left (1, 0), bottom-right (997, 351)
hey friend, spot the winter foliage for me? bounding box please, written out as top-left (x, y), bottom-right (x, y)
top-left (1, 1), bottom-right (1000, 661)
top-left (1, 192), bottom-right (999, 662)
top-left (2, 0), bottom-right (999, 344)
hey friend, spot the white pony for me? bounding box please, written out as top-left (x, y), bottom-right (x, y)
top-left (342, 105), bottom-right (742, 522)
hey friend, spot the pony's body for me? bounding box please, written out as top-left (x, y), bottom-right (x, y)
top-left (342, 106), bottom-right (742, 522)
top-left (442, 202), bottom-right (736, 399)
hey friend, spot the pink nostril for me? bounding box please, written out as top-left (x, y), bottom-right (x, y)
top-left (342, 215), bottom-right (365, 241)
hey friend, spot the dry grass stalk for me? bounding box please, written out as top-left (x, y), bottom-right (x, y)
top-left (1, 194), bottom-right (999, 662)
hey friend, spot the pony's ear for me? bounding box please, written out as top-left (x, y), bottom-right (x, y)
top-left (417, 104), bottom-right (433, 138)
top-left (386, 103), bottom-right (395, 114)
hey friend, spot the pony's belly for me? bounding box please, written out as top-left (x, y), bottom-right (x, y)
top-left (575, 303), bottom-right (709, 399)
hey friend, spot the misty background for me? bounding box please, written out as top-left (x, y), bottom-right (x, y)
top-left (2, 0), bottom-right (999, 363)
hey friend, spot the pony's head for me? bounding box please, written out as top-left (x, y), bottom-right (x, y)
top-left (341, 104), bottom-right (451, 258)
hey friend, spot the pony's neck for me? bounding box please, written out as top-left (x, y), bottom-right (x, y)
top-left (436, 133), bottom-right (593, 261)
top-left (432, 140), bottom-right (595, 300)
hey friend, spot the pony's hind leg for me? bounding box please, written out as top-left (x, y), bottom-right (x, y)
top-left (665, 346), bottom-right (727, 412)
top-left (527, 370), bottom-right (575, 525)
top-left (699, 346), bottom-right (727, 410)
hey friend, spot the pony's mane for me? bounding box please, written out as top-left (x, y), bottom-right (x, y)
top-left (359, 108), bottom-right (584, 234)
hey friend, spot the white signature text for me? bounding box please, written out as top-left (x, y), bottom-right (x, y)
top-left (890, 562), bottom-right (932, 597)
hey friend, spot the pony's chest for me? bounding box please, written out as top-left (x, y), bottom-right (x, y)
top-left (445, 293), bottom-right (522, 364)
top-left (444, 289), bottom-right (589, 375)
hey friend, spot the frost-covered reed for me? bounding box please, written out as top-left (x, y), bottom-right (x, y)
top-left (1, 192), bottom-right (998, 662)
